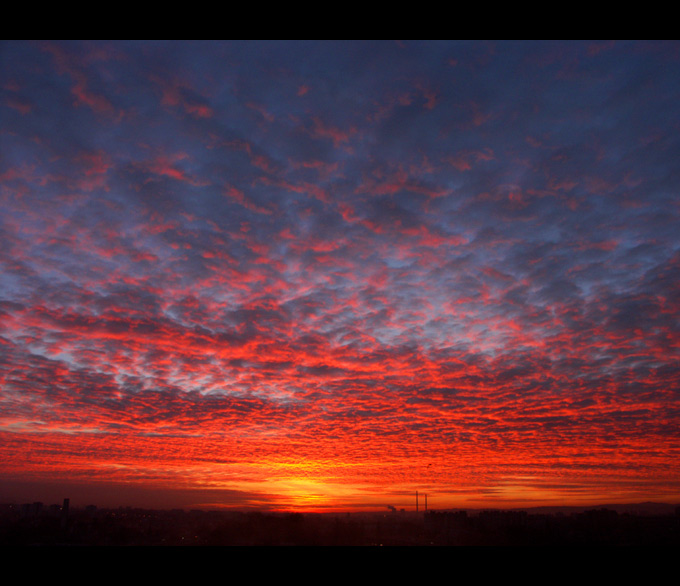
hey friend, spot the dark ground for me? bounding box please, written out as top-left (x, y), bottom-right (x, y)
top-left (2, 502), bottom-right (679, 545)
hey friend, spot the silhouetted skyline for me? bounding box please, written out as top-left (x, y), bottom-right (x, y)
top-left (2, 499), bottom-right (679, 546)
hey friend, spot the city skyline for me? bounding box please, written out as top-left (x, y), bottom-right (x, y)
top-left (1, 40), bottom-right (679, 513)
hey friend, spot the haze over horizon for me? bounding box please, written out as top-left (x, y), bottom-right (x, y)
top-left (1, 41), bottom-right (679, 513)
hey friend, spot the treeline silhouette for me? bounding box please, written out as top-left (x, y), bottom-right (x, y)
top-left (2, 504), bottom-right (679, 546)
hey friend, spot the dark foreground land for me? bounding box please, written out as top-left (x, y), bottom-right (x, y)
top-left (2, 502), bottom-right (679, 546)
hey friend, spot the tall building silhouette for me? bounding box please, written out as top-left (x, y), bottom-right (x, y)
top-left (61, 498), bottom-right (70, 529)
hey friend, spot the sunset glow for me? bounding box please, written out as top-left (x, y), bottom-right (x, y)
top-left (1, 41), bottom-right (679, 512)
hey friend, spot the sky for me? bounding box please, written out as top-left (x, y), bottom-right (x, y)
top-left (1, 40), bottom-right (679, 512)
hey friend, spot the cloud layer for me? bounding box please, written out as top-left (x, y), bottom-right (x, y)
top-left (1, 41), bottom-right (679, 510)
